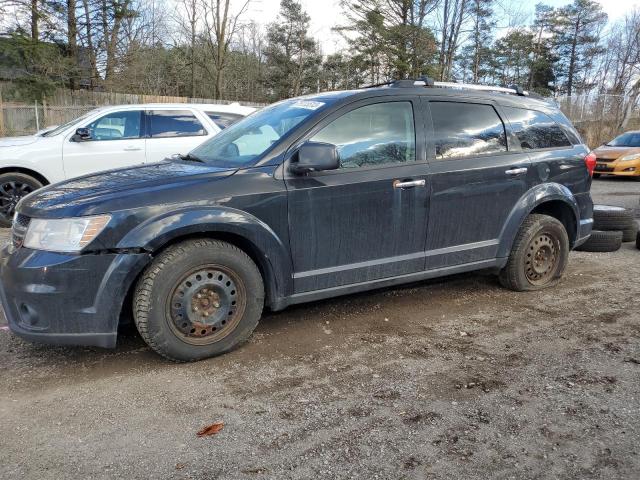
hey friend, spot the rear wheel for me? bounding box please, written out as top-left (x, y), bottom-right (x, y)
top-left (0, 173), bottom-right (43, 227)
top-left (499, 214), bottom-right (569, 291)
top-left (134, 239), bottom-right (264, 361)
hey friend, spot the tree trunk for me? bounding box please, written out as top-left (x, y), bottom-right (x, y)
top-left (567, 19), bottom-right (580, 97)
top-left (67, 0), bottom-right (78, 89)
top-left (31, 0), bottom-right (39, 40)
top-left (81, 0), bottom-right (99, 89)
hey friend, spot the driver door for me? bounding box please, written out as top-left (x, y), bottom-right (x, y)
top-left (285, 98), bottom-right (430, 293)
top-left (62, 110), bottom-right (146, 179)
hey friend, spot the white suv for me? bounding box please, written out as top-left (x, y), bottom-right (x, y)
top-left (0, 103), bottom-right (256, 226)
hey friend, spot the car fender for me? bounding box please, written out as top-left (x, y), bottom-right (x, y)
top-left (497, 182), bottom-right (579, 259)
top-left (117, 206), bottom-right (293, 305)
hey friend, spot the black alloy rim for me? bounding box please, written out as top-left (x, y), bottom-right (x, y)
top-left (0, 181), bottom-right (34, 217)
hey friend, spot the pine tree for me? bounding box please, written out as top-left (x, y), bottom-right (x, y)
top-left (264, 0), bottom-right (322, 100)
top-left (551, 0), bottom-right (607, 96)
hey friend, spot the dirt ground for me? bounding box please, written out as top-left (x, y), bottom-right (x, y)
top-left (1, 177), bottom-right (639, 480)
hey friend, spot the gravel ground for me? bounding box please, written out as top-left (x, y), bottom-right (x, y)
top-left (0, 177), bottom-right (639, 480)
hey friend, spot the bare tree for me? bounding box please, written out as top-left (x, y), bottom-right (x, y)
top-left (200, 0), bottom-right (250, 99)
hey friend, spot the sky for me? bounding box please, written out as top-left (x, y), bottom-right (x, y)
top-left (245, 0), bottom-right (640, 55)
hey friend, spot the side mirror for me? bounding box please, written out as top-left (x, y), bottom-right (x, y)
top-left (290, 141), bottom-right (339, 174)
top-left (71, 128), bottom-right (91, 142)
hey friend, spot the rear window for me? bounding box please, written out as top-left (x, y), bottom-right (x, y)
top-left (430, 102), bottom-right (507, 159)
top-left (503, 107), bottom-right (572, 150)
top-left (206, 112), bottom-right (244, 129)
top-left (148, 110), bottom-right (206, 138)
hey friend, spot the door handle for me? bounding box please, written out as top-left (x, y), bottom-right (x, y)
top-left (393, 179), bottom-right (426, 189)
top-left (123, 146), bottom-right (142, 151)
top-left (505, 167), bottom-right (528, 176)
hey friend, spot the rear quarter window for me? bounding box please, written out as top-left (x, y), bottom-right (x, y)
top-left (503, 106), bottom-right (572, 150)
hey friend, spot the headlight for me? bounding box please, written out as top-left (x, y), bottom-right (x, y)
top-left (619, 153), bottom-right (640, 162)
top-left (23, 215), bottom-right (111, 252)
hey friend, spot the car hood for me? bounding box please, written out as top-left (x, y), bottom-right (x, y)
top-left (0, 135), bottom-right (41, 147)
top-left (19, 160), bottom-right (237, 217)
top-left (593, 145), bottom-right (640, 159)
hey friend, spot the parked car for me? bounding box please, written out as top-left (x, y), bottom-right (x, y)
top-left (592, 130), bottom-right (640, 179)
top-left (1, 79), bottom-right (594, 361)
top-left (0, 103), bottom-right (256, 226)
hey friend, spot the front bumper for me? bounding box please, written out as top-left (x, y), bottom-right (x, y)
top-left (0, 244), bottom-right (150, 348)
top-left (595, 159), bottom-right (640, 176)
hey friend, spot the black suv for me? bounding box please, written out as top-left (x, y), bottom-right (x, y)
top-left (0, 80), bottom-right (595, 361)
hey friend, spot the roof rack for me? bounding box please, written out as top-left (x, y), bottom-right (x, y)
top-left (364, 76), bottom-right (533, 97)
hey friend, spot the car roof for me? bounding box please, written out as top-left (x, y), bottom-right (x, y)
top-left (299, 84), bottom-right (557, 113)
top-left (100, 103), bottom-right (256, 115)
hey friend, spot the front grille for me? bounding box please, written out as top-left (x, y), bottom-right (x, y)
top-left (596, 157), bottom-right (615, 163)
top-left (12, 213), bottom-right (30, 249)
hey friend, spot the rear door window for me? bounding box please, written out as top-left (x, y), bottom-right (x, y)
top-left (206, 112), bottom-right (244, 129)
top-left (429, 102), bottom-right (507, 159)
top-left (502, 107), bottom-right (572, 149)
top-left (148, 110), bottom-right (206, 138)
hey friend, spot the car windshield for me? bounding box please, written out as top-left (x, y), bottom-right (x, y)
top-left (607, 132), bottom-right (640, 147)
top-left (189, 99), bottom-right (327, 167)
top-left (40, 109), bottom-right (102, 137)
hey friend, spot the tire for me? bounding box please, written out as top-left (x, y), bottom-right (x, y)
top-left (636, 230), bottom-right (640, 250)
top-left (592, 173), bottom-right (601, 179)
top-left (575, 230), bottom-right (623, 253)
top-left (622, 221), bottom-right (638, 242)
top-left (0, 172), bottom-right (43, 227)
top-left (499, 214), bottom-right (570, 291)
top-left (134, 239), bottom-right (264, 362)
top-left (593, 205), bottom-right (635, 231)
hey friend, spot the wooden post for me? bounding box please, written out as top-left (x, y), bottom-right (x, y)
top-left (0, 87), bottom-right (4, 137)
top-left (34, 100), bottom-right (40, 132)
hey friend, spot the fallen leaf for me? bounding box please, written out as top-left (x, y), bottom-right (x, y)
top-left (175, 463), bottom-right (186, 470)
top-left (197, 421), bottom-right (224, 437)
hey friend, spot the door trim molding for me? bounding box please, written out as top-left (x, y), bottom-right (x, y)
top-left (292, 239), bottom-right (499, 279)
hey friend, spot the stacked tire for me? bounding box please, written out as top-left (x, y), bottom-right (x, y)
top-left (576, 205), bottom-right (638, 253)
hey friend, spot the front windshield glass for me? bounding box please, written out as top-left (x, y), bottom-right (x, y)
top-left (40, 109), bottom-right (102, 137)
top-left (190, 99), bottom-right (327, 167)
top-left (607, 132), bottom-right (640, 147)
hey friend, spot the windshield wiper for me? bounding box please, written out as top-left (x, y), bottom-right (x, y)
top-left (177, 153), bottom-right (206, 163)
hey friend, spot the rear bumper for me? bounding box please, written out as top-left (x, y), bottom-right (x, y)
top-left (574, 218), bottom-right (593, 248)
top-left (0, 245), bottom-right (150, 348)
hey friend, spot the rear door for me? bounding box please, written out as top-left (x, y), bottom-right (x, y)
top-left (423, 99), bottom-right (532, 269)
top-left (62, 109), bottom-right (145, 178)
top-left (144, 109), bottom-right (210, 163)
top-left (285, 97), bottom-right (430, 293)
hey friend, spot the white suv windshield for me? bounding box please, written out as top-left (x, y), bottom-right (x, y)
top-left (40, 109), bottom-right (103, 137)
top-left (190, 99), bottom-right (327, 167)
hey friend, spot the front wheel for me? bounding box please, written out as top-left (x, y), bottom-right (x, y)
top-left (134, 239), bottom-right (264, 361)
top-left (499, 214), bottom-right (569, 291)
top-left (0, 173), bottom-right (43, 227)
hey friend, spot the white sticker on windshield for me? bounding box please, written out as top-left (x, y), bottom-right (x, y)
top-left (292, 100), bottom-right (324, 110)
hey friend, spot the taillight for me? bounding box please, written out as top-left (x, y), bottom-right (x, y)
top-left (584, 151), bottom-right (597, 176)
